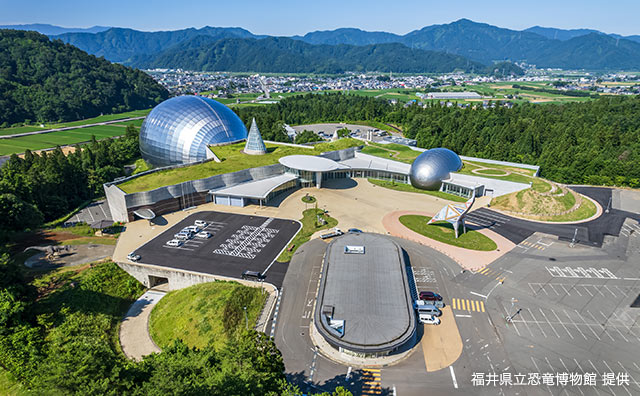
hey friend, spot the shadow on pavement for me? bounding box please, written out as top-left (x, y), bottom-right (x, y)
top-left (287, 369), bottom-right (393, 395)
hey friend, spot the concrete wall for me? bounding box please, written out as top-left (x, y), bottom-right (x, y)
top-left (118, 261), bottom-right (275, 293)
top-left (449, 173), bottom-right (530, 197)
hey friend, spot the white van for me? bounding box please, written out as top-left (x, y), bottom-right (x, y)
top-left (174, 233), bottom-right (190, 241)
top-left (166, 239), bottom-right (183, 247)
top-left (194, 220), bottom-right (208, 228)
top-left (416, 304), bottom-right (441, 317)
top-left (419, 313), bottom-right (440, 325)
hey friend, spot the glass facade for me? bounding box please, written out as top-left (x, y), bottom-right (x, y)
top-left (244, 118), bottom-right (267, 155)
top-left (139, 96), bottom-right (248, 166)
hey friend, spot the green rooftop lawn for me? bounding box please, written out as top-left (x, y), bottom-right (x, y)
top-left (399, 214), bottom-right (497, 251)
top-left (368, 178), bottom-right (467, 202)
top-left (118, 138), bottom-right (362, 194)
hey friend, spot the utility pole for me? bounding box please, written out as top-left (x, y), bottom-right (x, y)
top-left (244, 306), bottom-right (248, 330)
top-left (570, 228), bottom-right (578, 248)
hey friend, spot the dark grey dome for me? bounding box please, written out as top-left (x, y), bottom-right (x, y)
top-left (409, 148), bottom-right (462, 190)
top-left (139, 95), bottom-right (248, 166)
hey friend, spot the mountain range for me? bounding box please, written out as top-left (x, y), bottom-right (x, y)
top-left (9, 19), bottom-right (640, 71)
top-left (0, 23), bottom-right (110, 35)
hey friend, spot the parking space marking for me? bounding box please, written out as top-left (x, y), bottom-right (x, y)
top-left (162, 245), bottom-right (195, 251)
top-left (550, 309), bottom-right (574, 339)
top-left (576, 309), bottom-right (601, 340)
top-left (586, 310), bottom-right (615, 342)
top-left (588, 360), bottom-right (617, 395)
top-left (603, 285), bottom-right (617, 297)
top-left (546, 266), bottom-right (619, 280)
top-left (563, 309), bottom-right (588, 340)
top-left (539, 308), bottom-right (560, 338)
top-left (527, 308), bottom-right (547, 338)
top-left (619, 362), bottom-right (640, 392)
top-left (601, 311), bottom-right (629, 342)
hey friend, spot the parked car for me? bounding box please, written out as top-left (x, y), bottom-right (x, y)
top-left (415, 299), bottom-right (444, 309)
top-left (419, 291), bottom-right (443, 301)
top-left (174, 233), bottom-right (190, 241)
top-left (347, 228), bottom-right (363, 233)
top-left (196, 231), bottom-right (212, 239)
top-left (127, 252), bottom-right (141, 262)
top-left (416, 304), bottom-right (442, 317)
top-left (184, 225), bottom-right (201, 233)
top-left (242, 270), bottom-right (265, 281)
top-left (419, 314), bottom-right (441, 325)
top-left (166, 239), bottom-right (183, 247)
top-left (194, 220), bottom-right (208, 228)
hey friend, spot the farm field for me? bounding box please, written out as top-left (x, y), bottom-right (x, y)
top-left (0, 109), bottom-right (151, 137)
top-left (0, 124), bottom-right (130, 156)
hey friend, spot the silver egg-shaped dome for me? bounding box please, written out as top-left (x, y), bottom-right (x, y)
top-left (139, 95), bottom-right (248, 166)
top-left (409, 148), bottom-right (462, 190)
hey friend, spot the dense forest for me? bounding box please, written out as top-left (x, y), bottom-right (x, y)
top-left (237, 93), bottom-right (640, 187)
top-left (132, 36), bottom-right (486, 74)
top-left (0, 29), bottom-right (169, 126)
top-left (0, 125), bottom-right (140, 235)
top-left (0, 255), bottom-right (350, 395)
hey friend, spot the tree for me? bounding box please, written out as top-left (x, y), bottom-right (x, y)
top-left (294, 130), bottom-right (322, 144)
top-left (0, 193), bottom-right (44, 232)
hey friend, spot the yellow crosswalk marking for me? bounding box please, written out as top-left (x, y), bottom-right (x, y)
top-left (451, 298), bottom-right (487, 313)
top-left (480, 300), bottom-right (485, 312)
top-left (479, 267), bottom-right (490, 274)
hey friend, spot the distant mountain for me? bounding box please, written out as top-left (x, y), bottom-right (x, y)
top-left (525, 26), bottom-right (640, 44)
top-left (0, 23), bottom-right (110, 35)
top-left (53, 26), bottom-right (261, 63)
top-left (529, 33), bottom-right (640, 69)
top-left (37, 19), bottom-right (640, 70)
top-left (524, 26), bottom-right (602, 41)
top-left (293, 28), bottom-right (401, 46)
top-left (0, 29), bottom-right (168, 126)
top-left (131, 36), bottom-right (486, 74)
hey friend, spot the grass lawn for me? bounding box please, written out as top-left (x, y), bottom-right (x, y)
top-left (0, 368), bottom-right (27, 396)
top-left (301, 194), bottom-right (316, 203)
top-left (149, 281), bottom-right (267, 350)
top-left (368, 178), bottom-right (467, 202)
top-left (542, 196), bottom-right (597, 222)
top-left (118, 138), bottom-right (362, 194)
top-left (278, 208), bottom-right (337, 262)
top-left (399, 214), bottom-right (497, 251)
top-left (474, 168), bottom-right (510, 176)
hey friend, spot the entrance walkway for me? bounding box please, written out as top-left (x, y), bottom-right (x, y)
top-left (119, 289), bottom-right (166, 361)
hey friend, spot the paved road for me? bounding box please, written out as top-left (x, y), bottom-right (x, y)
top-left (275, 236), bottom-right (470, 395)
top-left (0, 116), bottom-right (145, 139)
top-left (466, 186), bottom-right (639, 248)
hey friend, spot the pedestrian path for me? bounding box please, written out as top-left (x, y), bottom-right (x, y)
top-left (119, 289), bottom-right (166, 361)
top-left (361, 368), bottom-right (382, 395)
top-left (452, 298), bottom-right (485, 313)
top-left (476, 266), bottom-right (506, 282)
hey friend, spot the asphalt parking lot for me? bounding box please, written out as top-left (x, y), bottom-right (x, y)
top-left (133, 211), bottom-right (300, 287)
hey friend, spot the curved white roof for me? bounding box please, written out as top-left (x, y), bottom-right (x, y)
top-left (279, 155), bottom-right (345, 172)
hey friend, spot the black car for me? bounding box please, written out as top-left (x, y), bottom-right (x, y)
top-left (241, 270), bottom-right (265, 281)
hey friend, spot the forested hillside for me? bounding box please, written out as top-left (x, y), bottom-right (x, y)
top-left (0, 29), bottom-right (168, 127)
top-left (237, 93), bottom-right (640, 187)
top-left (132, 36), bottom-right (485, 74)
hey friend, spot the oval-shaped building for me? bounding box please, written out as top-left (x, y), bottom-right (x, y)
top-left (139, 95), bottom-right (248, 166)
top-left (314, 233), bottom-right (416, 357)
top-left (409, 148), bottom-right (463, 190)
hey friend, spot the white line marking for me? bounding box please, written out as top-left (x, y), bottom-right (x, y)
top-left (470, 291), bottom-right (487, 298)
top-left (528, 308), bottom-right (547, 338)
top-left (550, 309), bottom-right (574, 339)
top-left (540, 308), bottom-right (560, 338)
top-left (449, 366), bottom-right (458, 389)
top-left (455, 314), bottom-right (472, 318)
top-left (563, 309), bottom-right (587, 340)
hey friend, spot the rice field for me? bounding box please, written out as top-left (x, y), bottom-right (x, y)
top-left (0, 124), bottom-right (128, 156)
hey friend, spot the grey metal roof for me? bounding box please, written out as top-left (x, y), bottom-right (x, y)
top-left (315, 233), bottom-right (416, 353)
top-left (337, 152), bottom-right (411, 174)
top-left (279, 155), bottom-right (348, 172)
top-left (210, 173), bottom-right (297, 199)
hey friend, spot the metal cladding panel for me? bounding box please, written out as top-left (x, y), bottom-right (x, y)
top-left (139, 96), bottom-right (248, 166)
top-left (409, 148), bottom-right (463, 190)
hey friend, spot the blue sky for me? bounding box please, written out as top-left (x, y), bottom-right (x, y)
top-left (1, 0), bottom-right (639, 36)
